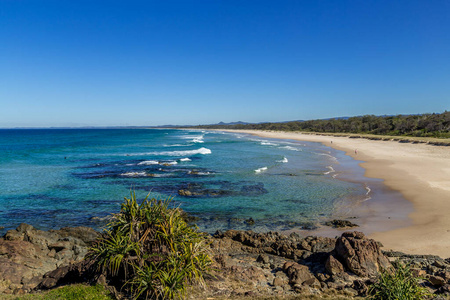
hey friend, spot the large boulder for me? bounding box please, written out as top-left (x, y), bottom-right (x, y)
top-left (0, 224), bottom-right (99, 294)
top-left (334, 231), bottom-right (391, 277)
top-left (283, 261), bottom-right (317, 286)
top-left (325, 254), bottom-right (345, 275)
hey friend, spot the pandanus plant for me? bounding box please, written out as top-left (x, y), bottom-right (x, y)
top-left (88, 191), bottom-right (211, 299)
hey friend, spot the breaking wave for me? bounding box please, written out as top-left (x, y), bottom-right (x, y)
top-left (120, 172), bottom-right (148, 177)
top-left (138, 160), bottom-right (159, 165)
top-left (279, 146), bottom-right (301, 151)
top-left (127, 147), bottom-right (212, 157)
top-left (277, 156), bottom-right (288, 163)
top-left (255, 167), bottom-right (268, 173)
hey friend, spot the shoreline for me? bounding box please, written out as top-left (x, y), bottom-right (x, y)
top-left (217, 129), bottom-right (450, 258)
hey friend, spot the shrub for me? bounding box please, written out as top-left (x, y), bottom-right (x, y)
top-left (368, 261), bottom-right (431, 300)
top-left (88, 191), bottom-right (211, 299)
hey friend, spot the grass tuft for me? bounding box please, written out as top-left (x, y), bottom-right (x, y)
top-left (1, 284), bottom-right (113, 300)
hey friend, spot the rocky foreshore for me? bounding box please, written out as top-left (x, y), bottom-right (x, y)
top-left (2, 224), bottom-right (450, 299)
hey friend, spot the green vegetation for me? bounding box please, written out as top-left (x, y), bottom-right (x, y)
top-left (368, 261), bottom-right (431, 300)
top-left (2, 284), bottom-right (113, 300)
top-left (197, 112), bottom-right (450, 139)
top-left (88, 191), bottom-right (212, 299)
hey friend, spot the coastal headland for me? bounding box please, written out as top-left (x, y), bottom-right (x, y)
top-left (219, 129), bottom-right (450, 258)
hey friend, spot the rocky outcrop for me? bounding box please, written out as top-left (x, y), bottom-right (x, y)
top-left (3, 225), bottom-right (450, 298)
top-left (206, 230), bottom-right (384, 298)
top-left (0, 224), bottom-right (99, 294)
top-left (334, 231), bottom-right (391, 277)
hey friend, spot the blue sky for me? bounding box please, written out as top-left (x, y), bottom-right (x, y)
top-left (1, 0), bottom-right (449, 127)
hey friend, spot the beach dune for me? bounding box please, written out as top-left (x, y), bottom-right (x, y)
top-left (222, 130), bottom-right (450, 258)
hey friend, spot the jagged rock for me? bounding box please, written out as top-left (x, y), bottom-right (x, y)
top-left (52, 227), bottom-right (99, 245)
top-left (256, 254), bottom-right (270, 264)
top-left (0, 224), bottom-right (97, 294)
top-left (335, 231), bottom-right (391, 277)
top-left (429, 275), bottom-right (446, 287)
top-left (273, 277), bottom-right (284, 286)
top-left (325, 254), bottom-right (345, 275)
top-left (436, 284), bottom-right (450, 295)
top-left (283, 261), bottom-right (316, 285)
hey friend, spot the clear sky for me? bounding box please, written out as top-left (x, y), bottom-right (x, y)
top-left (1, 0), bottom-right (449, 127)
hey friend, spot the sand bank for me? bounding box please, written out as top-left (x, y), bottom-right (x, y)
top-left (220, 130), bottom-right (450, 258)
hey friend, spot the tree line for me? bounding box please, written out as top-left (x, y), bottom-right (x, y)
top-left (195, 112), bottom-right (450, 138)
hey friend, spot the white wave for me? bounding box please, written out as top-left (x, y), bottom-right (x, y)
top-left (317, 152), bottom-right (338, 161)
top-left (179, 134), bottom-right (204, 143)
top-left (127, 147), bottom-right (212, 157)
top-left (255, 167), bottom-right (268, 173)
top-left (198, 172), bottom-right (212, 175)
top-left (261, 141), bottom-right (279, 146)
top-left (179, 158), bottom-right (192, 162)
top-left (163, 161), bottom-right (178, 165)
top-left (188, 170), bottom-right (212, 175)
top-left (193, 137), bottom-right (204, 143)
top-left (277, 156), bottom-right (288, 163)
top-left (279, 146), bottom-right (301, 151)
top-left (120, 171), bottom-right (147, 177)
top-left (138, 160), bottom-right (159, 165)
top-left (324, 165), bottom-right (335, 175)
top-left (164, 144), bottom-right (189, 147)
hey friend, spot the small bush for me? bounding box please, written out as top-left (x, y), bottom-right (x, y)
top-left (88, 191), bottom-right (211, 299)
top-left (368, 261), bottom-right (431, 300)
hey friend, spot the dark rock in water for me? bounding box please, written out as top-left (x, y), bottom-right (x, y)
top-left (240, 183), bottom-right (268, 196)
top-left (334, 231), bottom-right (391, 277)
top-left (245, 217), bottom-right (255, 225)
top-left (325, 219), bottom-right (359, 228)
top-left (177, 182), bottom-right (234, 198)
top-left (179, 210), bottom-right (201, 224)
top-left (301, 222), bottom-right (319, 230)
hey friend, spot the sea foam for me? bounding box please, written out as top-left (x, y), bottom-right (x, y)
top-left (120, 171), bottom-right (147, 177)
top-left (277, 156), bottom-right (288, 163)
top-left (138, 160), bottom-right (159, 165)
top-left (255, 167), bottom-right (268, 173)
top-left (128, 147), bottom-right (212, 157)
top-left (279, 146), bottom-right (301, 151)
top-left (324, 165), bottom-right (335, 175)
top-left (261, 141), bottom-right (279, 146)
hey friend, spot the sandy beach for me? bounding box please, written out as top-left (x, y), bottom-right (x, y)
top-left (221, 129), bottom-right (450, 258)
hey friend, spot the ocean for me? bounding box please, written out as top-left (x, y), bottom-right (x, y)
top-left (0, 128), bottom-right (401, 235)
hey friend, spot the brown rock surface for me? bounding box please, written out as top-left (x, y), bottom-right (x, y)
top-left (0, 224), bottom-right (99, 294)
top-left (335, 231), bottom-right (391, 277)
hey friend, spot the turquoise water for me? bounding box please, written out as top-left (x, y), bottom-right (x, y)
top-left (0, 128), bottom-right (374, 234)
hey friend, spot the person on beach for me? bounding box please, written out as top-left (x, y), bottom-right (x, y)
top-left (355, 149), bottom-right (358, 154)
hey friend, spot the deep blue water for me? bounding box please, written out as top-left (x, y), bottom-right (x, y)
top-left (0, 128), bottom-right (377, 234)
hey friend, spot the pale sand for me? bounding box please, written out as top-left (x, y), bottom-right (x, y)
top-left (220, 129), bottom-right (450, 258)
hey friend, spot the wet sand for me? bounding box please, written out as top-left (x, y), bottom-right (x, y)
top-left (221, 130), bottom-right (450, 258)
